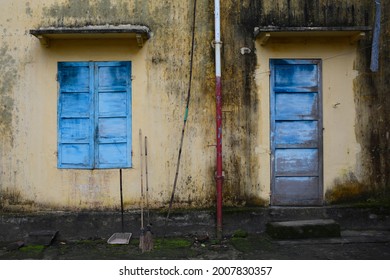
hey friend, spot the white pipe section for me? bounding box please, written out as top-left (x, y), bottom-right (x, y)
top-left (214, 0), bottom-right (221, 77)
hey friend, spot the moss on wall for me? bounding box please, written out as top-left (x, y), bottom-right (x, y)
top-left (325, 172), bottom-right (372, 204)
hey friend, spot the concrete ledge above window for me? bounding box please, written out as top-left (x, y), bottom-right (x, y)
top-left (30, 24), bottom-right (151, 48)
top-left (254, 26), bottom-right (371, 46)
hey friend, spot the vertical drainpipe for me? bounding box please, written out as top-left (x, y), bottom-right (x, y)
top-left (214, 0), bottom-right (223, 239)
top-left (370, 0), bottom-right (381, 72)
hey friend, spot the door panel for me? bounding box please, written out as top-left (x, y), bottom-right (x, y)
top-left (274, 63), bottom-right (318, 92)
top-left (275, 149), bottom-right (319, 176)
top-left (275, 121), bottom-right (318, 147)
top-left (274, 177), bottom-right (320, 205)
top-left (275, 93), bottom-right (318, 120)
top-left (270, 59), bottom-right (323, 205)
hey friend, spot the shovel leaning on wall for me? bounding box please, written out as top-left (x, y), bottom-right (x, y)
top-left (107, 169), bottom-right (132, 244)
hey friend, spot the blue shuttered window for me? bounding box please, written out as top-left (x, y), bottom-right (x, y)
top-left (58, 61), bottom-right (132, 169)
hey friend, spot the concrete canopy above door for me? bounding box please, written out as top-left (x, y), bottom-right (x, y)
top-left (30, 24), bottom-right (151, 48)
top-left (254, 26), bottom-right (371, 46)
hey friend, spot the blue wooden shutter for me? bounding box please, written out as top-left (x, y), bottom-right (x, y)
top-left (58, 61), bottom-right (132, 169)
top-left (95, 62), bottom-right (132, 168)
top-left (58, 62), bottom-right (94, 169)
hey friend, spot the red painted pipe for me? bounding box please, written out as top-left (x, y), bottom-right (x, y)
top-left (216, 76), bottom-right (223, 237)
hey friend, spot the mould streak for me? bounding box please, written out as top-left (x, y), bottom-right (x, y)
top-left (25, 2), bottom-right (33, 17)
top-left (0, 45), bottom-right (17, 145)
top-left (42, 0), bottom-right (133, 27)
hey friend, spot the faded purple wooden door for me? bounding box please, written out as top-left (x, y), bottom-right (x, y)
top-left (270, 59), bottom-right (323, 205)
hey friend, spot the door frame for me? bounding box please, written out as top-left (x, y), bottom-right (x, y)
top-left (269, 59), bottom-right (324, 206)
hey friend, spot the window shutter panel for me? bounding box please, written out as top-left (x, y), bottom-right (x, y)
top-left (95, 62), bottom-right (132, 168)
top-left (58, 62), bottom-right (94, 168)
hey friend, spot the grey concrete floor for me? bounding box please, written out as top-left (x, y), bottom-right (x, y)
top-left (1, 206), bottom-right (390, 259)
top-left (1, 229), bottom-right (389, 260)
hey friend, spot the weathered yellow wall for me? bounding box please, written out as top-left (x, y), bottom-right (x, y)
top-left (255, 36), bottom-right (361, 203)
top-left (0, 0), bottom-right (387, 210)
top-left (24, 40), bottom-right (150, 209)
top-left (0, 0), bottom-right (216, 211)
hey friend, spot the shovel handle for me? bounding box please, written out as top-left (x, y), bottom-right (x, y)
top-left (139, 129), bottom-right (144, 229)
top-left (120, 169), bottom-right (124, 232)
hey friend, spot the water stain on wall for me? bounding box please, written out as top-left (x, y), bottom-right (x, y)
top-left (354, 0), bottom-right (390, 195)
top-left (0, 45), bottom-right (17, 145)
top-left (42, 0), bottom-right (131, 26)
top-left (325, 172), bottom-right (370, 204)
top-left (25, 2), bottom-right (33, 17)
top-left (0, 188), bottom-right (37, 212)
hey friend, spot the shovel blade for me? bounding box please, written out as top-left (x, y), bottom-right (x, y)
top-left (107, 232), bottom-right (132, 244)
